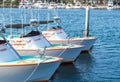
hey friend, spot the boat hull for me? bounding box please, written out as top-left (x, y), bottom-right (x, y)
top-left (45, 45), bottom-right (82, 63)
top-left (60, 47), bottom-right (82, 63)
top-left (0, 64), bottom-right (36, 82)
top-left (27, 60), bottom-right (61, 81)
top-left (49, 37), bottom-right (96, 51)
top-left (107, 7), bottom-right (114, 10)
top-left (0, 57), bottom-right (61, 82)
top-left (17, 45), bottom-right (82, 63)
top-left (17, 48), bottom-right (63, 57)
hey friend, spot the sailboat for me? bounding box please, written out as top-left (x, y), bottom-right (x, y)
top-left (48, 2), bottom-right (57, 9)
top-left (66, 3), bottom-right (73, 9)
top-left (0, 28), bottom-right (62, 82)
top-left (19, 0), bottom-right (32, 9)
top-left (42, 7), bottom-right (96, 52)
top-left (73, 1), bottom-right (82, 9)
top-left (107, 0), bottom-right (114, 10)
top-left (57, 3), bottom-right (66, 9)
top-left (5, 19), bottom-right (83, 63)
top-left (33, 1), bottom-right (48, 9)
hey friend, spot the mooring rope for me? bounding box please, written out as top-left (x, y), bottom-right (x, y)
top-left (24, 56), bottom-right (47, 82)
top-left (58, 47), bottom-right (68, 57)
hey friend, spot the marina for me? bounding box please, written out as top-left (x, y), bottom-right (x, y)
top-left (0, 0), bottom-right (120, 81)
top-left (0, 0), bottom-right (120, 9)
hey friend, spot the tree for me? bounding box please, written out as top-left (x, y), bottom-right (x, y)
top-left (12, 0), bottom-right (21, 6)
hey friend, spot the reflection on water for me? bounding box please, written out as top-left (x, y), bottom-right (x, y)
top-left (51, 52), bottom-right (94, 82)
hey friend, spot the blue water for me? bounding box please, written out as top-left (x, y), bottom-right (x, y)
top-left (0, 8), bottom-right (120, 81)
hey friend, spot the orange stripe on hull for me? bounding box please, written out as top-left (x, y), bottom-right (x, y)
top-left (16, 40), bottom-right (22, 42)
top-left (12, 44), bottom-right (26, 46)
top-left (0, 58), bottom-right (62, 67)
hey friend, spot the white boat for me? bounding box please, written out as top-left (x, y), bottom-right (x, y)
top-left (42, 7), bottom-right (96, 52)
top-left (19, 1), bottom-right (32, 9)
top-left (73, 1), bottom-right (82, 9)
top-left (0, 31), bottom-right (62, 82)
top-left (33, 1), bottom-right (48, 9)
top-left (5, 19), bottom-right (83, 63)
top-left (90, 3), bottom-right (98, 9)
top-left (57, 3), bottom-right (66, 9)
top-left (6, 30), bottom-right (83, 63)
top-left (42, 26), bottom-right (96, 51)
top-left (66, 3), bottom-right (73, 9)
top-left (107, 0), bottom-right (114, 10)
top-left (48, 2), bottom-right (57, 9)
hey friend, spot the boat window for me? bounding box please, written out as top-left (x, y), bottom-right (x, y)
top-left (23, 31), bottom-right (41, 37)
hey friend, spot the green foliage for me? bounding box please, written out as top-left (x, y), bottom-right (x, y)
top-left (12, 0), bottom-right (21, 5)
top-left (0, 0), bottom-right (21, 7)
top-left (4, 0), bottom-right (11, 6)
